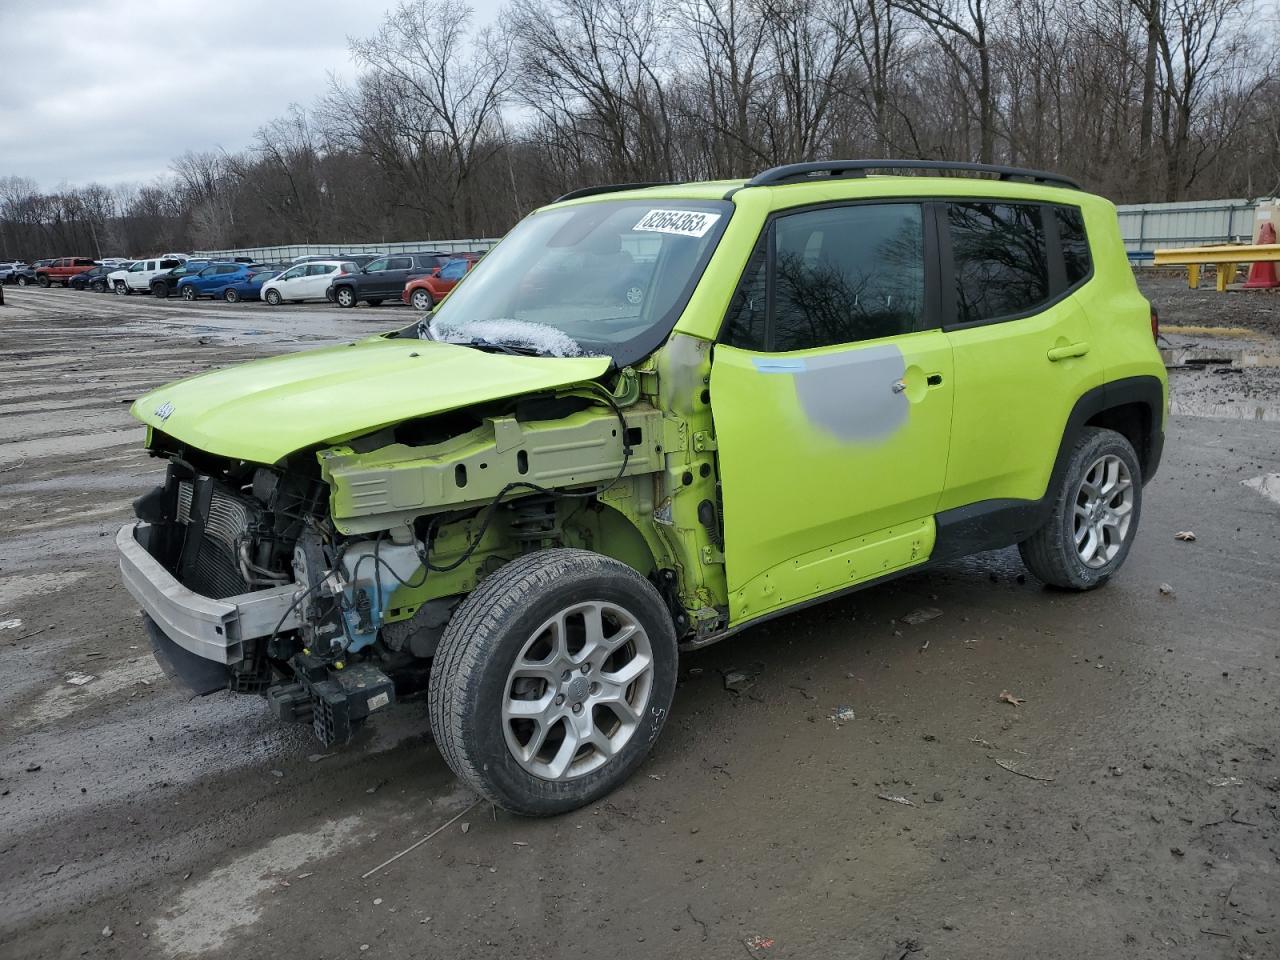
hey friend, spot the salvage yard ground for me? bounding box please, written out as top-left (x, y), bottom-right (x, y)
top-left (1, 280), bottom-right (1278, 959)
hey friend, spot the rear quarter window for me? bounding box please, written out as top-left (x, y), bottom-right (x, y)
top-left (1055, 206), bottom-right (1092, 287)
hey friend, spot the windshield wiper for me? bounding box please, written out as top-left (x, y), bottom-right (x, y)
top-left (455, 337), bottom-right (543, 356)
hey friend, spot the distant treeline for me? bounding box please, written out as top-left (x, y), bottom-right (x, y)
top-left (1, 0), bottom-right (1273, 259)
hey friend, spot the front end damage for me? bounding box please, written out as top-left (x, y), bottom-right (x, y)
top-left (116, 363), bottom-right (722, 747)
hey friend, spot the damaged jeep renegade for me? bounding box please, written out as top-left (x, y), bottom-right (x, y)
top-left (118, 161), bottom-right (1167, 815)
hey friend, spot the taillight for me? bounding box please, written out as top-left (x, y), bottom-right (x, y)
top-left (1150, 305), bottom-right (1159, 342)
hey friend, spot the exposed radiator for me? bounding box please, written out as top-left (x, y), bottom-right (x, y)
top-left (175, 479), bottom-right (254, 599)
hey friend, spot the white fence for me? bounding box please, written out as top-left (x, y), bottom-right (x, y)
top-left (191, 238), bottom-right (501, 262)
top-left (1117, 199), bottom-right (1260, 256)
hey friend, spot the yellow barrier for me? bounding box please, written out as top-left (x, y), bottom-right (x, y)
top-left (1152, 243), bottom-right (1280, 292)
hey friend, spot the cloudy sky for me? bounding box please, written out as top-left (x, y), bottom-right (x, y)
top-left (0, 0), bottom-right (500, 190)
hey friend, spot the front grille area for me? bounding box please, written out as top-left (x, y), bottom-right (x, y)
top-left (175, 479), bottom-right (254, 599)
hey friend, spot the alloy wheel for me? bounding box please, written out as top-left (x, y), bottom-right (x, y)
top-left (1073, 454), bottom-right (1134, 569)
top-left (502, 600), bottom-right (654, 781)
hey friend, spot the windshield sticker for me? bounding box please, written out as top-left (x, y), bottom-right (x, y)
top-left (632, 209), bottom-right (721, 238)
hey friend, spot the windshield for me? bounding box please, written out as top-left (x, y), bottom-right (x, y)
top-left (425, 199), bottom-right (732, 363)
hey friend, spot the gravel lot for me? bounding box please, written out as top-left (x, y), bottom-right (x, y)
top-left (1, 284), bottom-right (1278, 960)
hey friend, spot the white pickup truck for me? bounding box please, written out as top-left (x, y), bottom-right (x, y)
top-left (108, 255), bottom-right (187, 294)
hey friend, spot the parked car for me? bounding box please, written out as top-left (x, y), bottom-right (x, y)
top-left (108, 257), bottom-right (187, 295)
top-left (0, 261), bottom-right (29, 283)
top-left (10, 260), bottom-right (52, 286)
top-left (219, 267), bottom-right (283, 303)
top-left (327, 252), bottom-right (452, 307)
top-left (292, 253), bottom-right (381, 268)
top-left (175, 262), bottom-right (266, 300)
top-left (69, 264), bottom-right (117, 292)
top-left (149, 260), bottom-right (209, 298)
top-left (261, 260), bottom-right (360, 305)
top-left (117, 160), bottom-right (1167, 816)
top-left (36, 257), bottom-right (99, 287)
top-left (401, 256), bottom-right (479, 312)
top-left (98, 257), bottom-right (132, 270)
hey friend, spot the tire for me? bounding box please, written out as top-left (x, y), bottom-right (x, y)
top-left (224, 288), bottom-right (240, 303)
top-left (91, 280), bottom-right (106, 293)
top-left (335, 286), bottom-right (356, 308)
top-left (1019, 427), bottom-right (1143, 591)
top-left (37, 275), bottom-right (50, 287)
top-left (181, 286), bottom-right (197, 301)
top-left (428, 548), bottom-right (678, 816)
top-left (16, 276), bottom-right (29, 287)
top-left (264, 289), bottom-right (282, 306)
top-left (152, 282), bottom-right (169, 298)
top-left (411, 289), bottom-right (434, 312)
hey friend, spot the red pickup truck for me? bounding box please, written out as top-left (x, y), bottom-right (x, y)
top-left (37, 257), bottom-right (98, 286)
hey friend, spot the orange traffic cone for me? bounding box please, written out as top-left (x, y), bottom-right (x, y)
top-left (1243, 220), bottom-right (1279, 289)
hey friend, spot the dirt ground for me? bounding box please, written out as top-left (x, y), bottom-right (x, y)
top-left (1, 284), bottom-right (1278, 960)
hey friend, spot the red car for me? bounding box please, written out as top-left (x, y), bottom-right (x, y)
top-left (37, 257), bottom-right (99, 287)
top-left (401, 256), bottom-right (478, 312)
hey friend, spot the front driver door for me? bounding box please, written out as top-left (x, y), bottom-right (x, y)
top-left (710, 201), bottom-right (953, 623)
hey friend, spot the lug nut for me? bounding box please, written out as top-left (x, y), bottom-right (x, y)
top-left (571, 703), bottom-right (582, 714)
top-left (561, 670), bottom-right (571, 682)
top-left (554, 694), bottom-right (565, 706)
top-left (589, 682), bottom-right (600, 695)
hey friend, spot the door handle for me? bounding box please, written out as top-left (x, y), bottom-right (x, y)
top-left (1047, 341), bottom-right (1090, 362)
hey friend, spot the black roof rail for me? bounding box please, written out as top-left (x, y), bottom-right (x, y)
top-left (745, 160), bottom-right (1081, 191)
top-left (553, 181), bottom-right (674, 203)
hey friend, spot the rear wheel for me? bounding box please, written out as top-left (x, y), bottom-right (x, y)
top-left (428, 549), bottom-right (678, 816)
top-left (1019, 427), bottom-right (1142, 590)
top-left (224, 288), bottom-right (241, 303)
top-left (264, 288), bottom-right (282, 306)
top-left (181, 286), bottom-right (197, 301)
top-left (411, 289), bottom-right (434, 312)
top-left (37, 275), bottom-right (50, 287)
top-left (16, 276), bottom-right (30, 286)
top-left (90, 279), bottom-right (106, 293)
top-left (152, 282), bottom-right (169, 298)
top-left (335, 286), bottom-right (356, 308)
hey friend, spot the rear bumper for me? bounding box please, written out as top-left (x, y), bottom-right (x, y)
top-left (116, 521), bottom-right (301, 665)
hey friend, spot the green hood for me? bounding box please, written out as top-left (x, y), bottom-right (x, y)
top-left (132, 335), bottom-right (611, 463)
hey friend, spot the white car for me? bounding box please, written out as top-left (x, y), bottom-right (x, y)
top-left (109, 256), bottom-right (185, 295)
top-left (261, 260), bottom-right (358, 305)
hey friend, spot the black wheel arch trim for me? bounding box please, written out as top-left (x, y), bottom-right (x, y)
top-left (932, 375), bottom-right (1165, 562)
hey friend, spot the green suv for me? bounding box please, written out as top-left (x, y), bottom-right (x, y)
top-left (118, 160), bottom-right (1167, 815)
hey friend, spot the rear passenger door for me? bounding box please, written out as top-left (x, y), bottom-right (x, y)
top-left (937, 201), bottom-right (1104, 514)
top-left (375, 256), bottom-right (414, 296)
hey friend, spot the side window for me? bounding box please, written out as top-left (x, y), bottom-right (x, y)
top-left (76, 258), bottom-right (95, 266)
top-left (721, 242), bottom-right (768, 351)
top-left (440, 260), bottom-right (467, 280)
top-left (279, 267), bottom-right (304, 280)
top-left (387, 256), bottom-right (413, 271)
top-left (216, 264), bottom-right (238, 275)
top-left (306, 264), bottom-right (335, 276)
top-left (948, 202), bottom-right (1049, 324)
top-left (722, 203), bottom-right (925, 353)
top-left (365, 257), bottom-right (389, 272)
top-left (199, 266), bottom-right (219, 276)
top-left (160, 259), bottom-right (181, 269)
top-left (128, 262), bottom-right (145, 272)
top-left (145, 261), bottom-right (157, 271)
top-left (1055, 206), bottom-right (1091, 287)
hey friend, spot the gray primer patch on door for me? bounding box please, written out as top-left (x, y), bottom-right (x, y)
top-left (790, 345), bottom-right (908, 442)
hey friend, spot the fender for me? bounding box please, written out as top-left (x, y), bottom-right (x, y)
top-left (932, 375), bottom-right (1165, 562)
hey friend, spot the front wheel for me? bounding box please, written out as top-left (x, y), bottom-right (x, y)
top-left (16, 276), bottom-right (29, 286)
top-left (181, 286), bottom-right (197, 301)
top-left (152, 282), bottom-right (169, 298)
top-left (334, 287), bottom-right (356, 308)
top-left (224, 288), bottom-right (240, 303)
top-left (411, 289), bottom-right (434, 312)
top-left (264, 289), bottom-right (282, 306)
top-left (36, 275), bottom-right (50, 287)
top-left (1019, 427), bottom-right (1142, 590)
top-left (114, 281), bottom-right (129, 295)
top-left (428, 549), bottom-right (678, 816)
top-left (91, 280), bottom-right (106, 293)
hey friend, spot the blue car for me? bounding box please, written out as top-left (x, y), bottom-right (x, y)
top-left (176, 262), bottom-right (268, 301)
top-left (217, 266), bottom-right (283, 303)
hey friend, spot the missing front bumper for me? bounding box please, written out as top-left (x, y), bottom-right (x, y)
top-left (116, 521), bottom-right (302, 666)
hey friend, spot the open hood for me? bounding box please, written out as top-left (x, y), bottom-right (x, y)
top-left (132, 335), bottom-right (611, 464)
